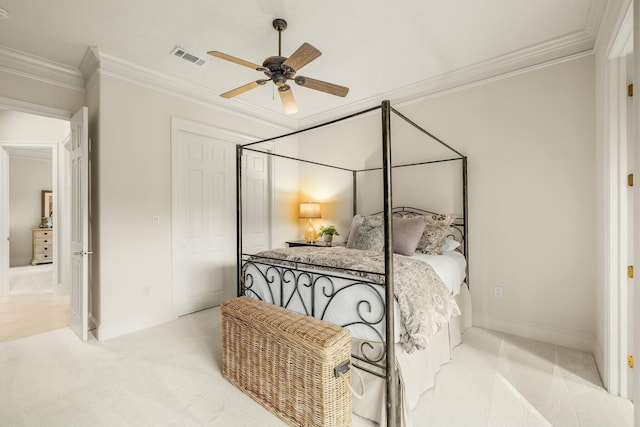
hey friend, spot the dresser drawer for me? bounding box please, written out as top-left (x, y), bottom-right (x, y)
top-left (31, 229), bottom-right (54, 265)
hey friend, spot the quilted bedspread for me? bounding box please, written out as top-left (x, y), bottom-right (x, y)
top-left (251, 246), bottom-right (460, 353)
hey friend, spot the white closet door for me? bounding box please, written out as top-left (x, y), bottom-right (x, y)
top-left (172, 127), bottom-right (236, 316)
top-left (242, 150), bottom-right (271, 253)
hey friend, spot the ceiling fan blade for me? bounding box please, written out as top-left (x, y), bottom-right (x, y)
top-left (294, 76), bottom-right (349, 97)
top-left (282, 43), bottom-right (321, 72)
top-left (207, 51), bottom-right (265, 71)
top-left (278, 85), bottom-right (298, 114)
top-left (220, 80), bottom-right (268, 99)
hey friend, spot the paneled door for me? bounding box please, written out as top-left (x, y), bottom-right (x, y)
top-left (241, 150), bottom-right (271, 254)
top-left (172, 120), bottom-right (243, 316)
top-left (70, 106), bottom-right (89, 341)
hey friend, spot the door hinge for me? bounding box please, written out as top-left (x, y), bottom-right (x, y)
top-left (629, 174), bottom-right (634, 187)
top-left (628, 354), bottom-right (634, 369)
top-left (628, 84), bottom-right (634, 97)
top-left (629, 265), bottom-right (634, 279)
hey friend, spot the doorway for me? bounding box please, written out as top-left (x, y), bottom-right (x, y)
top-left (0, 109), bottom-right (71, 341)
top-left (606, 1), bottom-right (637, 401)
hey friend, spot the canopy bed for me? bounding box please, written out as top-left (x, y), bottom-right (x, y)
top-left (235, 100), bottom-right (469, 427)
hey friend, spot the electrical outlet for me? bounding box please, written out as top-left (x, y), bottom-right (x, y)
top-left (494, 286), bottom-right (503, 298)
top-left (142, 285), bottom-right (150, 296)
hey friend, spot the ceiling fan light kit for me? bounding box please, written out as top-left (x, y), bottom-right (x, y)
top-left (208, 18), bottom-right (349, 114)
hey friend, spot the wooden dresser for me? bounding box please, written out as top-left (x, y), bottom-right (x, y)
top-left (31, 228), bottom-right (53, 265)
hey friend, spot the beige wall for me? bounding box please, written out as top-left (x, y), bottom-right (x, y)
top-left (0, 69), bottom-right (84, 115)
top-left (9, 157), bottom-right (52, 266)
top-left (402, 55), bottom-right (596, 351)
top-left (298, 55), bottom-right (597, 352)
top-left (93, 74), bottom-right (285, 339)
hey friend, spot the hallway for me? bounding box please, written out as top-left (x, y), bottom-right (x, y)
top-left (0, 265), bottom-right (69, 342)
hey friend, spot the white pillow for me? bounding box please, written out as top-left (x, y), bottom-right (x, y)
top-left (440, 235), bottom-right (461, 252)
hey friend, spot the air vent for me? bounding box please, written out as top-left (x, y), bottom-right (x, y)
top-left (170, 47), bottom-right (206, 66)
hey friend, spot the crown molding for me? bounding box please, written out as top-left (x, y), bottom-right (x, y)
top-left (79, 46), bottom-right (100, 86)
top-left (0, 25), bottom-right (597, 130)
top-left (297, 30), bottom-right (596, 128)
top-left (96, 48), bottom-right (298, 130)
top-left (0, 46), bottom-right (84, 90)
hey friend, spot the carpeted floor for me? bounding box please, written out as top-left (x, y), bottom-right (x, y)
top-left (9, 264), bottom-right (54, 294)
top-left (0, 306), bottom-right (633, 427)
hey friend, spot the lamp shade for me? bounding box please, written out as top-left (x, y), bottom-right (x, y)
top-left (299, 202), bottom-right (321, 219)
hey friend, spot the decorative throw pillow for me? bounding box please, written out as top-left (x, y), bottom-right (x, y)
top-left (346, 214), bottom-right (382, 248)
top-left (392, 216), bottom-right (426, 256)
top-left (351, 217), bottom-right (384, 252)
top-left (345, 215), bottom-right (363, 248)
top-left (440, 235), bottom-right (461, 252)
top-left (416, 213), bottom-right (455, 255)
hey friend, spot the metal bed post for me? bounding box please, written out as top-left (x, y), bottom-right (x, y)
top-left (352, 170), bottom-right (357, 217)
top-left (381, 100), bottom-right (397, 427)
top-left (236, 144), bottom-right (244, 297)
top-left (462, 156), bottom-right (469, 287)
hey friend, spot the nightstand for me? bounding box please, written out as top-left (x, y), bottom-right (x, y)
top-left (286, 240), bottom-right (328, 247)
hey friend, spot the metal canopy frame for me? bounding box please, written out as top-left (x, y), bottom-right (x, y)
top-left (235, 100), bottom-right (467, 427)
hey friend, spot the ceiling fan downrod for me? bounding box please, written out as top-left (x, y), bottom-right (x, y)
top-left (272, 18), bottom-right (287, 57)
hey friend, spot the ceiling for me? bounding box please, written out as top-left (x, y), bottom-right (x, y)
top-left (3, 146), bottom-right (52, 160)
top-left (0, 0), bottom-right (606, 129)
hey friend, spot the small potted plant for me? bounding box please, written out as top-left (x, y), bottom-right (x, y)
top-left (318, 225), bottom-right (339, 245)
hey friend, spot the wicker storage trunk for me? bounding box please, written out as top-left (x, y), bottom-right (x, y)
top-left (221, 296), bottom-right (352, 427)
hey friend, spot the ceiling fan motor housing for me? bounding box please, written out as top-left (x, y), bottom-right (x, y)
top-left (209, 17), bottom-right (348, 114)
top-left (262, 55), bottom-right (295, 86)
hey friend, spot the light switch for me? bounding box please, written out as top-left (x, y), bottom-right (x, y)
top-left (152, 216), bottom-right (160, 226)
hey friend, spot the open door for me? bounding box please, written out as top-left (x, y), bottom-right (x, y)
top-left (0, 147), bottom-right (8, 295)
top-left (69, 106), bottom-right (89, 341)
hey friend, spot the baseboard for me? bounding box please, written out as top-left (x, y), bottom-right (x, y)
top-left (592, 339), bottom-right (606, 389)
top-left (88, 313), bottom-right (100, 340)
top-left (473, 311), bottom-right (595, 354)
top-left (95, 310), bottom-right (174, 341)
top-left (10, 257), bottom-right (31, 267)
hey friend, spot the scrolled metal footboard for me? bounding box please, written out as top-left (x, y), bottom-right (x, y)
top-left (241, 256), bottom-right (390, 369)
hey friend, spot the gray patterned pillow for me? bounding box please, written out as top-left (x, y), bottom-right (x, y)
top-left (351, 217), bottom-right (384, 252)
top-left (415, 213), bottom-right (455, 255)
top-left (346, 214), bottom-right (382, 248)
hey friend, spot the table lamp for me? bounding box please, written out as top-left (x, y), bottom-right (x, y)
top-left (299, 202), bottom-right (321, 243)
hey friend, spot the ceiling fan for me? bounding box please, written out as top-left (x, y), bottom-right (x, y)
top-left (207, 18), bottom-right (349, 114)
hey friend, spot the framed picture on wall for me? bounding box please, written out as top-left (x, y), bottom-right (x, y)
top-left (42, 190), bottom-right (53, 218)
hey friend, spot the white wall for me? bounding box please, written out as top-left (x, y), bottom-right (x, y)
top-left (8, 157), bottom-right (52, 266)
top-left (409, 56), bottom-right (595, 352)
top-left (93, 74), bottom-right (287, 339)
top-left (298, 55), bottom-right (597, 353)
top-left (0, 109), bottom-right (70, 141)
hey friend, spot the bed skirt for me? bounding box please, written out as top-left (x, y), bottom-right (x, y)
top-left (351, 282), bottom-right (472, 427)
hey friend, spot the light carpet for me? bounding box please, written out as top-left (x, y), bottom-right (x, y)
top-left (9, 264), bottom-right (54, 294)
top-left (0, 306), bottom-right (632, 427)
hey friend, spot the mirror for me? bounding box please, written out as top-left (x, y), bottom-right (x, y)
top-left (41, 190), bottom-right (53, 227)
